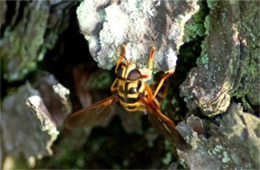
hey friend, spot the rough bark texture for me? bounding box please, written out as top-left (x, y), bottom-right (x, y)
top-left (177, 103), bottom-right (260, 169)
top-left (0, 1), bottom-right (75, 82)
top-left (1, 0), bottom-right (75, 167)
top-left (1, 0), bottom-right (259, 169)
top-left (1, 72), bottom-right (71, 167)
top-left (77, 0), bottom-right (199, 71)
top-left (180, 0), bottom-right (259, 116)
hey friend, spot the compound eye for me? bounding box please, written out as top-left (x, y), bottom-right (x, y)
top-left (127, 69), bottom-right (141, 80)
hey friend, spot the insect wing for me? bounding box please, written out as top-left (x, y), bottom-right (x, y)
top-left (65, 94), bottom-right (118, 129)
top-left (142, 99), bottom-right (190, 151)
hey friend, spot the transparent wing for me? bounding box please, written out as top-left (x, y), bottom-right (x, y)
top-left (141, 98), bottom-right (190, 151)
top-left (65, 94), bottom-right (118, 129)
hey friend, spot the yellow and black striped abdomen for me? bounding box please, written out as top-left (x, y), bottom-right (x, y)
top-left (117, 79), bottom-right (145, 112)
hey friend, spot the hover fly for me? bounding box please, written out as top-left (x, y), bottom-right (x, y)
top-left (65, 45), bottom-right (190, 151)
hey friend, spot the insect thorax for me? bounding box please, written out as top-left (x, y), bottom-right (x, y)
top-left (117, 63), bottom-right (145, 112)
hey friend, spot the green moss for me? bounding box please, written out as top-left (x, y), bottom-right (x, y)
top-left (196, 54), bottom-right (209, 65)
top-left (232, 1), bottom-right (260, 105)
top-left (204, 16), bottom-right (210, 35)
top-left (198, 21), bottom-right (209, 67)
top-left (207, 0), bottom-right (218, 9)
top-left (1, 5), bottom-right (49, 82)
top-left (184, 1), bottom-right (208, 42)
top-left (196, 39), bottom-right (209, 69)
top-left (162, 152), bottom-right (172, 165)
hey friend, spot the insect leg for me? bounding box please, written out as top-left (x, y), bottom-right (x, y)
top-left (153, 71), bottom-right (174, 99)
top-left (157, 82), bottom-right (169, 107)
top-left (144, 83), bottom-right (155, 102)
top-left (115, 44), bottom-right (126, 73)
top-left (140, 46), bottom-right (156, 79)
top-left (143, 83), bottom-right (176, 128)
top-left (148, 46), bottom-right (156, 70)
top-left (111, 78), bottom-right (118, 92)
top-left (143, 83), bottom-right (191, 151)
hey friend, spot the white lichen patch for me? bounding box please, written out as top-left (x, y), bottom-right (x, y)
top-left (77, 0), bottom-right (199, 72)
top-left (53, 83), bottom-right (70, 101)
top-left (26, 95), bottom-right (59, 155)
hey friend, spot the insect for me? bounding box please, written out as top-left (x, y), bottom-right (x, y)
top-left (65, 45), bottom-right (190, 151)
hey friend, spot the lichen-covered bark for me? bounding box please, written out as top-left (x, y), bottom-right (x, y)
top-left (173, 1), bottom-right (259, 168)
top-left (0, 0), bottom-right (7, 29)
top-left (2, 83), bottom-right (56, 167)
top-left (0, 1), bottom-right (75, 82)
top-left (1, 0), bottom-right (259, 169)
top-left (1, 1), bottom-right (50, 81)
top-left (183, 0), bottom-right (208, 42)
top-left (180, 0), bottom-right (259, 116)
top-left (177, 103), bottom-right (260, 169)
top-left (77, 0), bottom-right (199, 71)
top-left (1, 72), bottom-right (71, 167)
top-left (235, 1), bottom-right (260, 106)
